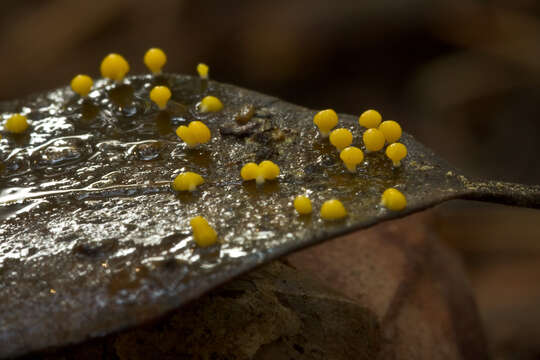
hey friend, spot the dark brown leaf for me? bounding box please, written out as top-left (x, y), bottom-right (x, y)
top-left (0, 74), bottom-right (538, 358)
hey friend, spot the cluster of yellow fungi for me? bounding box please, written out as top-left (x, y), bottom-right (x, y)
top-left (293, 196), bottom-right (348, 220)
top-left (311, 107), bottom-right (409, 212)
top-left (240, 161), bottom-right (280, 185)
top-left (2, 46), bottom-right (412, 250)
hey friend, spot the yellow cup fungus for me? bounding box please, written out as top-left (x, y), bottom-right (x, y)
top-left (176, 121), bottom-right (211, 147)
top-left (100, 53), bottom-right (130, 81)
top-left (313, 109), bottom-right (338, 137)
top-left (197, 63), bottom-right (209, 79)
top-left (385, 142), bottom-right (407, 167)
top-left (150, 85), bottom-right (172, 110)
top-left (379, 120), bottom-right (402, 143)
top-left (4, 114), bottom-right (28, 134)
top-left (362, 128), bottom-right (385, 152)
top-left (172, 172), bottom-right (204, 191)
top-left (190, 216), bottom-right (218, 247)
top-left (293, 195), bottom-right (312, 215)
top-left (241, 160), bottom-right (280, 185)
top-left (144, 48), bottom-right (167, 74)
top-left (70, 75), bottom-right (93, 97)
top-left (320, 199), bottom-right (347, 220)
top-left (339, 146), bottom-right (364, 172)
top-left (358, 109), bottom-right (382, 128)
top-left (329, 128), bottom-right (353, 151)
top-left (381, 188), bottom-right (407, 211)
top-left (198, 95), bottom-right (223, 113)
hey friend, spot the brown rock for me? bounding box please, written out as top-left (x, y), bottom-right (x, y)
top-left (288, 211), bottom-right (490, 360)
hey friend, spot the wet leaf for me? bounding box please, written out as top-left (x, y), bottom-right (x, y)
top-left (0, 74), bottom-right (538, 358)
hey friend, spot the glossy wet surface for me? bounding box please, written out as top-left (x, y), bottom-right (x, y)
top-left (0, 74), bottom-right (465, 358)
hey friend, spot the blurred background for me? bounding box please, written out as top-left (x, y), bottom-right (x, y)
top-left (1, 0), bottom-right (540, 358)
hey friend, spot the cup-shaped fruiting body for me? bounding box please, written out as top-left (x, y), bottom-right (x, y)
top-left (385, 142), bottom-right (407, 167)
top-left (100, 53), bottom-right (130, 81)
top-left (359, 109), bottom-right (382, 129)
top-left (70, 75), bottom-right (93, 97)
top-left (172, 172), bottom-right (204, 191)
top-left (198, 96), bottom-right (223, 113)
top-left (381, 188), bottom-right (407, 211)
top-left (241, 160), bottom-right (280, 185)
top-left (294, 195), bottom-right (312, 215)
top-left (339, 146), bottom-right (364, 172)
top-left (144, 48), bottom-right (167, 74)
top-left (197, 63), bottom-right (209, 79)
top-left (320, 199), bottom-right (347, 220)
top-left (150, 86), bottom-right (171, 110)
top-left (176, 121), bottom-right (211, 147)
top-left (362, 128), bottom-right (385, 152)
top-left (313, 109), bottom-right (338, 137)
top-left (4, 114), bottom-right (28, 134)
top-left (190, 216), bottom-right (218, 247)
top-left (379, 120), bottom-right (402, 144)
top-left (329, 128), bottom-right (353, 151)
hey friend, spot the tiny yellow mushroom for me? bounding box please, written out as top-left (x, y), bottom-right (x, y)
top-left (381, 188), bottom-right (407, 211)
top-left (70, 75), bottom-right (93, 97)
top-left (320, 199), bottom-right (347, 220)
top-left (144, 48), bottom-right (167, 74)
top-left (294, 195), bottom-right (312, 215)
top-left (197, 63), bottom-right (209, 79)
top-left (385, 142), bottom-right (407, 167)
top-left (358, 109), bottom-right (382, 128)
top-left (379, 120), bottom-right (402, 143)
top-left (329, 128), bottom-right (353, 151)
top-left (198, 95), bottom-right (223, 113)
top-left (100, 53), bottom-right (130, 81)
top-left (172, 172), bottom-right (204, 191)
top-left (4, 114), bottom-right (28, 134)
top-left (362, 128), bottom-right (385, 152)
top-left (240, 160), bottom-right (280, 185)
top-left (313, 109), bottom-right (338, 137)
top-left (339, 146), bottom-right (364, 172)
top-left (176, 121), bottom-right (211, 147)
top-left (150, 85), bottom-right (172, 110)
top-left (190, 216), bottom-right (218, 247)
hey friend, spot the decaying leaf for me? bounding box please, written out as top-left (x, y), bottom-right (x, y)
top-left (0, 74), bottom-right (538, 358)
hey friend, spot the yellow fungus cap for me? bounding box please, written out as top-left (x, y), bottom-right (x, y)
top-left (240, 161), bottom-right (280, 185)
top-left (259, 160), bottom-right (280, 180)
top-left (381, 188), bottom-right (407, 211)
top-left (70, 75), bottom-right (93, 97)
top-left (150, 85), bottom-right (172, 110)
top-left (240, 162), bottom-right (259, 181)
top-left (358, 109), bottom-right (382, 128)
top-left (100, 53), bottom-right (130, 81)
top-left (313, 109), bottom-right (338, 137)
top-left (320, 199), bottom-right (347, 220)
top-left (362, 128), bottom-right (385, 152)
top-left (379, 120), bottom-right (402, 144)
top-left (199, 96), bottom-right (223, 113)
top-left (197, 63), bottom-right (209, 79)
top-left (190, 216), bottom-right (218, 247)
top-left (144, 48), bottom-right (167, 74)
top-left (4, 114), bottom-right (28, 134)
top-left (172, 172), bottom-right (204, 191)
top-left (294, 195), bottom-right (312, 215)
top-left (339, 146), bottom-right (364, 172)
top-left (176, 121), bottom-right (211, 147)
top-left (329, 128), bottom-right (353, 151)
top-left (385, 142), bottom-right (407, 167)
